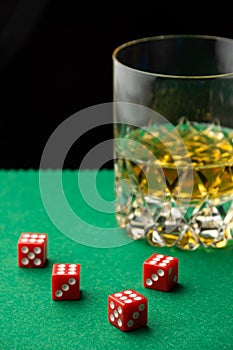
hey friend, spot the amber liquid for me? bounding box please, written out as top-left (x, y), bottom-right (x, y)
top-left (115, 119), bottom-right (233, 248)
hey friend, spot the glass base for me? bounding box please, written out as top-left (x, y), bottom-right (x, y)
top-left (117, 198), bottom-right (233, 250)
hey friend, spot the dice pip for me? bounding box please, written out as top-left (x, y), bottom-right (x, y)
top-left (108, 289), bottom-right (148, 332)
top-left (52, 263), bottom-right (81, 300)
top-left (143, 253), bottom-right (178, 292)
top-left (18, 232), bottom-right (48, 268)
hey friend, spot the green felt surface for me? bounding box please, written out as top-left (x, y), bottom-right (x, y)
top-left (1, 170), bottom-right (233, 350)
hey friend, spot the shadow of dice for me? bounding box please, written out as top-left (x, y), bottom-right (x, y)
top-left (108, 289), bottom-right (148, 332)
top-left (17, 232), bottom-right (48, 268)
top-left (52, 264), bottom-right (81, 300)
top-left (143, 253), bottom-right (178, 292)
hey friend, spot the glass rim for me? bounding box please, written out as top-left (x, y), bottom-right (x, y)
top-left (112, 34), bottom-right (233, 79)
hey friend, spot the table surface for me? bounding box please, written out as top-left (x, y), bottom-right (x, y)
top-left (1, 170), bottom-right (233, 350)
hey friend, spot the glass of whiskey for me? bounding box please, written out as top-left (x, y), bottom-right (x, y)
top-left (112, 35), bottom-right (233, 250)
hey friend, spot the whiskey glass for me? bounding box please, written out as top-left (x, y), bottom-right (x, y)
top-left (113, 35), bottom-right (233, 250)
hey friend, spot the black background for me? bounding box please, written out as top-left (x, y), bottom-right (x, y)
top-left (0, 1), bottom-right (233, 169)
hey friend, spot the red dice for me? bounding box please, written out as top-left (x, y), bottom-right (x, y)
top-left (143, 253), bottom-right (178, 292)
top-left (108, 289), bottom-right (148, 332)
top-left (52, 263), bottom-right (81, 300)
top-left (18, 232), bottom-right (48, 268)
